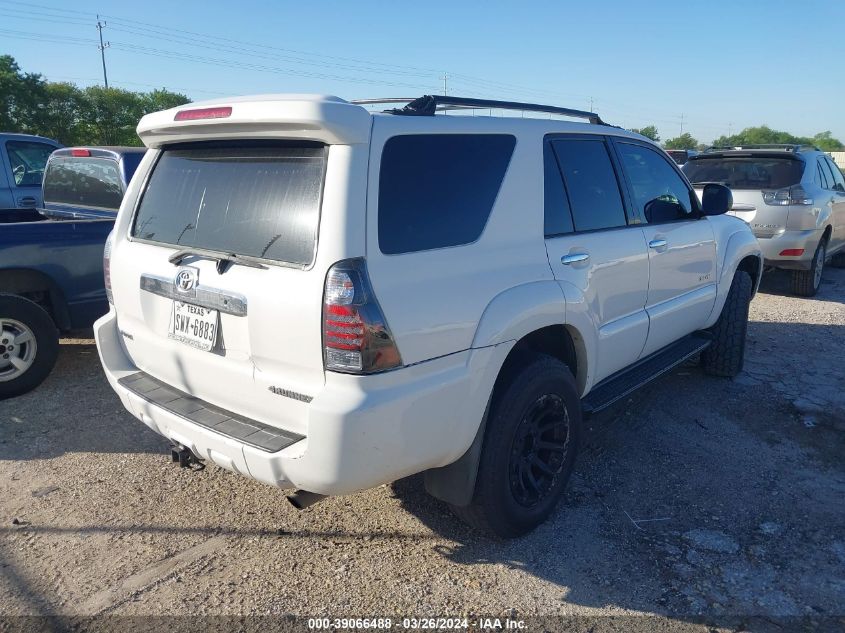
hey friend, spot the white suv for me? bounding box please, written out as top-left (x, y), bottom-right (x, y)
top-left (96, 94), bottom-right (762, 537)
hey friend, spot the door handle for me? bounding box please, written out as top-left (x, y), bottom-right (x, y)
top-left (648, 239), bottom-right (668, 249)
top-left (561, 253), bottom-right (590, 265)
top-left (18, 197), bottom-right (37, 207)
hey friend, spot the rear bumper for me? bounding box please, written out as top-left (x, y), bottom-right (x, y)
top-left (94, 309), bottom-right (507, 495)
top-left (757, 228), bottom-right (823, 270)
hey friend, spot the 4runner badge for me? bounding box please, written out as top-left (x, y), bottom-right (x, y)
top-left (175, 267), bottom-right (198, 293)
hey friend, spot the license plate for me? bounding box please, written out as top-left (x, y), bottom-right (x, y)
top-left (169, 301), bottom-right (218, 351)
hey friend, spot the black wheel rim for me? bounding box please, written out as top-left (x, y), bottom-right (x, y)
top-left (508, 394), bottom-right (570, 508)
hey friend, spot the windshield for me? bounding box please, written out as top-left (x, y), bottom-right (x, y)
top-left (43, 156), bottom-right (123, 209)
top-left (684, 156), bottom-right (805, 190)
top-left (132, 142), bottom-right (327, 267)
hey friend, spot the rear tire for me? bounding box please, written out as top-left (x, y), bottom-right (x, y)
top-left (0, 294), bottom-right (59, 400)
top-left (791, 238), bottom-right (826, 297)
top-left (701, 271), bottom-right (752, 378)
top-left (451, 354), bottom-right (582, 538)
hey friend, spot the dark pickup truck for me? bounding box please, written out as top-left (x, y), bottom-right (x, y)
top-left (0, 147), bottom-right (145, 399)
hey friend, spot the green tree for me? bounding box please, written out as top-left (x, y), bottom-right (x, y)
top-left (143, 88), bottom-right (190, 113)
top-left (36, 82), bottom-right (87, 145)
top-left (631, 125), bottom-right (660, 142)
top-left (809, 131), bottom-right (844, 152)
top-left (664, 133), bottom-right (699, 150)
top-left (0, 54), bottom-right (47, 133)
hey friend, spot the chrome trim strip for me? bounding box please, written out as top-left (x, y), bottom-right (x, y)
top-left (140, 273), bottom-right (248, 316)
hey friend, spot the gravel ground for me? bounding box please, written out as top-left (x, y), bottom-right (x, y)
top-left (1, 267), bottom-right (844, 632)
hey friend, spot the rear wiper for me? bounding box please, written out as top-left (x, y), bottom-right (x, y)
top-left (168, 248), bottom-right (269, 273)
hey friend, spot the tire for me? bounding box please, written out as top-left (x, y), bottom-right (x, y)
top-left (791, 238), bottom-right (826, 297)
top-left (451, 354), bottom-right (582, 538)
top-left (701, 271), bottom-right (752, 378)
top-left (0, 294), bottom-right (60, 400)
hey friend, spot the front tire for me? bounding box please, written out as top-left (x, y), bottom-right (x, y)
top-left (701, 271), bottom-right (752, 378)
top-left (791, 238), bottom-right (826, 297)
top-left (0, 294), bottom-right (59, 400)
top-left (451, 354), bottom-right (582, 538)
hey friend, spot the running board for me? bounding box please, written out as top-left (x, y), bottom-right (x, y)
top-left (582, 333), bottom-right (712, 415)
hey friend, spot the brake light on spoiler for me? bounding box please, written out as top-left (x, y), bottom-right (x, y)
top-left (174, 106), bottom-right (233, 121)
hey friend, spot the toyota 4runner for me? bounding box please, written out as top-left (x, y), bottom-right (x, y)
top-left (95, 94), bottom-right (762, 537)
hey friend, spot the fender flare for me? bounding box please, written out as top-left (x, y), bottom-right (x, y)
top-left (706, 229), bottom-right (762, 327)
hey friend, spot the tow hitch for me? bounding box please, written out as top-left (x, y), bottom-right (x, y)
top-left (170, 444), bottom-right (204, 470)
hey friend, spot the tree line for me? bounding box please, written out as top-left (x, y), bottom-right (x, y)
top-left (630, 124), bottom-right (844, 152)
top-left (1, 55), bottom-right (190, 146)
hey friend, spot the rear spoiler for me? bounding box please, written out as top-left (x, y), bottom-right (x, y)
top-left (137, 95), bottom-right (372, 148)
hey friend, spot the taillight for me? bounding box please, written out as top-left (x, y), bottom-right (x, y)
top-left (763, 185), bottom-right (813, 206)
top-left (323, 259), bottom-right (401, 374)
top-left (174, 106), bottom-right (232, 121)
top-left (103, 232), bottom-right (114, 304)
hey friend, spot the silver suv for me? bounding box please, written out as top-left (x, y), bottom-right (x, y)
top-left (684, 145), bottom-right (845, 296)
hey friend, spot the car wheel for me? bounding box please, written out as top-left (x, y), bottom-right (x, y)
top-left (0, 294), bottom-right (59, 400)
top-left (701, 271), bottom-right (752, 378)
top-left (791, 239), bottom-right (826, 297)
top-left (451, 354), bottom-right (582, 538)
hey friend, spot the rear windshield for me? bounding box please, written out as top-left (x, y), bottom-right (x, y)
top-left (665, 150), bottom-right (687, 165)
top-left (43, 156), bottom-right (123, 209)
top-left (684, 156), bottom-right (804, 190)
top-left (132, 142), bottom-right (327, 266)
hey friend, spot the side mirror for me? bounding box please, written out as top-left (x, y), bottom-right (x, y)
top-left (701, 183), bottom-right (733, 216)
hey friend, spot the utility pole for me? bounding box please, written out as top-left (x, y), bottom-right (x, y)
top-left (588, 96), bottom-right (594, 112)
top-left (441, 72), bottom-right (448, 96)
top-left (96, 16), bottom-right (110, 88)
top-left (679, 113), bottom-right (685, 136)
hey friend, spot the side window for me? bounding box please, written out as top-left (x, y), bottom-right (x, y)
top-left (544, 142), bottom-right (574, 236)
top-left (814, 162), bottom-right (825, 188)
top-left (378, 134), bottom-right (516, 254)
top-left (824, 158), bottom-right (845, 192)
top-left (550, 138), bottom-right (627, 232)
top-left (817, 159), bottom-right (832, 190)
top-left (6, 141), bottom-right (56, 186)
top-left (617, 142), bottom-right (696, 224)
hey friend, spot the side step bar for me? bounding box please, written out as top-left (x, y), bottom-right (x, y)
top-left (582, 333), bottom-right (712, 415)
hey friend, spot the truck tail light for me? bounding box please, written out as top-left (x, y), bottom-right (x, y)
top-left (103, 232), bottom-right (114, 304)
top-left (322, 259), bottom-right (401, 374)
top-left (763, 185), bottom-right (813, 206)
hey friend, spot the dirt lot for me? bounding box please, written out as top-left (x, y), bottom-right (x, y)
top-left (1, 268), bottom-right (844, 632)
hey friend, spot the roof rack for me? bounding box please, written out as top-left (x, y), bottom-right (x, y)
top-left (351, 95), bottom-right (608, 125)
top-left (704, 144), bottom-right (820, 153)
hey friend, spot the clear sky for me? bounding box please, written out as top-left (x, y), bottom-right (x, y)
top-left (2, 0), bottom-right (843, 144)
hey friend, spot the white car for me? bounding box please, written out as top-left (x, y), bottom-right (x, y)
top-left (95, 94), bottom-right (762, 537)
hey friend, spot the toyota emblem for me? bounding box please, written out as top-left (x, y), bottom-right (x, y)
top-left (175, 268), bottom-right (198, 293)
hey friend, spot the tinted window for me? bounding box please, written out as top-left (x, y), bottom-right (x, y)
top-left (43, 157), bottom-right (123, 210)
top-left (814, 162), bottom-right (826, 188)
top-left (6, 141), bottom-right (55, 186)
top-left (133, 143), bottom-right (326, 266)
top-left (544, 142), bottom-right (574, 236)
top-left (684, 156), bottom-right (804, 190)
top-left (378, 134), bottom-right (515, 254)
top-left (617, 143), bottom-right (696, 223)
top-left (665, 150), bottom-right (687, 165)
top-left (823, 158), bottom-right (845, 191)
top-left (551, 139), bottom-right (627, 232)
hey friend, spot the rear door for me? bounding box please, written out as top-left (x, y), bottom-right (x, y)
top-left (544, 135), bottom-right (649, 383)
top-left (112, 141), bottom-right (339, 435)
top-left (821, 156), bottom-right (845, 253)
top-left (612, 139), bottom-right (716, 357)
